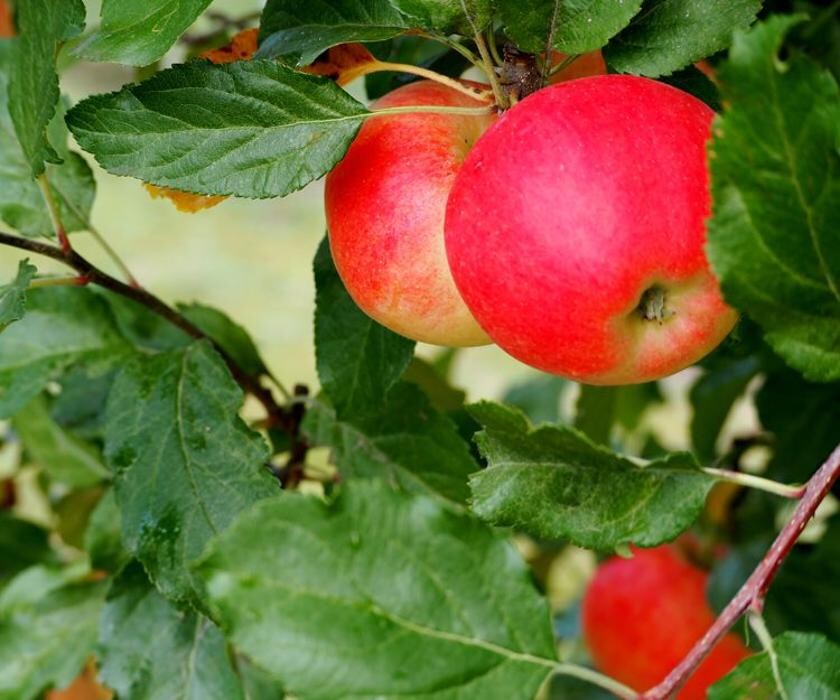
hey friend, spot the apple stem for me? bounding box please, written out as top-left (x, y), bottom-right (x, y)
top-left (473, 31), bottom-right (509, 108)
top-left (365, 60), bottom-right (492, 102)
top-left (368, 104), bottom-right (496, 119)
top-left (701, 467), bottom-right (806, 499)
top-left (639, 441), bottom-right (840, 700)
top-left (637, 285), bottom-right (673, 323)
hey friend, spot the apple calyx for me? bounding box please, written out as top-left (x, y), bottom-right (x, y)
top-left (637, 285), bottom-right (675, 324)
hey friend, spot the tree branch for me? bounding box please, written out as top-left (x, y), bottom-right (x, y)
top-left (0, 230), bottom-right (294, 433)
top-left (640, 441), bottom-right (840, 699)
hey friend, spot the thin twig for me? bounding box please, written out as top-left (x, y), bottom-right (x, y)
top-left (640, 442), bottom-right (840, 699)
top-left (37, 174), bottom-right (71, 252)
top-left (0, 230), bottom-right (293, 433)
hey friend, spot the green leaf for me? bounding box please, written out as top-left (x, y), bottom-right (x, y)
top-left (76, 0), bottom-right (213, 66)
top-left (0, 260), bottom-right (36, 332)
top-left (502, 375), bottom-right (570, 425)
top-left (259, 0), bottom-right (409, 65)
top-left (13, 394), bottom-right (109, 487)
top-left (197, 481), bottom-right (556, 699)
top-left (303, 382), bottom-right (477, 505)
top-left (757, 370), bottom-right (840, 483)
top-left (104, 341), bottom-right (277, 602)
top-left (177, 302), bottom-right (269, 378)
top-left (689, 356), bottom-right (761, 462)
top-left (0, 287), bottom-right (131, 418)
top-left (706, 16), bottom-right (840, 381)
top-left (403, 356), bottom-right (466, 412)
top-left (659, 64), bottom-right (721, 111)
top-left (0, 43), bottom-right (96, 238)
top-left (66, 60), bottom-right (369, 199)
top-left (99, 562), bottom-right (266, 700)
top-left (389, 0), bottom-right (492, 33)
top-left (499, 0), bottom-right (643, 55)
top-left (604, 0), bottom-right (761, 77)
top-left (709, 632), bottom-right (840, 699)
top-left (314, 237), bottom-right (415, 417)
top-left (84, 489), bottom-right (130, 573)
top-left (7, 0), bottom-right (86, 176)
top-left (0, 564), bottom-right (106, 700)
top-left (54, 487), bottom-right (105, 549)
top-left (468, 402), bottom-right (714, 549)
top-left (574, 383), bottom-right (665, 446)
top-left (0, 514), bottom-right (53, 583)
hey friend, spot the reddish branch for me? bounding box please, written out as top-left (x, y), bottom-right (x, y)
top-left (0, 230), bottom-right (295, 434)
top-left (640, 442), bottom-right (840, 699)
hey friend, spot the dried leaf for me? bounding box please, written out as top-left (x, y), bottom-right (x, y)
top-left (199, 28), bottom-right (258, 64)
top-left (0, 0), bottom-right (13, 38)
top-left (144, 183), bottom-right (226, 213)
top-left (300, 43), bottom-right (377, 86)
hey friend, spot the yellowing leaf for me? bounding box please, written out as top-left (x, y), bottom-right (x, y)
top-left (300, 43), bottom-right (378, 86)
top-left (0, 0), bottom-right (13, 37)
top-left (199, 28), bottom-right (258, 64)
top-left (144, 183), bottom-right (226, 213)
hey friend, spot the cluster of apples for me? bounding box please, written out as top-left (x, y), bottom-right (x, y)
top-left (325, 60), bottom-right (737, 385)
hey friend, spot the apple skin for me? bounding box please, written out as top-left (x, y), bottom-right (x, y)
top-left (445, 75), bottom-right (737, 384)
top-left (325, 80), bottom-right (496, 346)
top-left (582, 546), bottom-right (749, 699)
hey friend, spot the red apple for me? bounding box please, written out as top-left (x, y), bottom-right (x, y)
top-left (325, 80), bottom-right (496, 346)
top-left (581, 546), bottom-right (749, 699)
top-left (445, 75), bottom-right (737, 384)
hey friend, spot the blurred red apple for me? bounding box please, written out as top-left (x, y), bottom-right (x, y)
top-left (582, 545), bottom-right (749, 699)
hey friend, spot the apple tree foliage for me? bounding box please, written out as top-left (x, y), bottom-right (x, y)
top-left (0, 1), bottom-right (839, 698)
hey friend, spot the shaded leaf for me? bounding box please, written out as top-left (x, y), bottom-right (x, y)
top-left (303, 382), bottom-right (477, 505)
top-left (77, 0), bottom-right (213, 66)
top-left (0, 259), bottom-right (35, 331)
top-left (0, 564), bottom-right (106, 700)
top-left (689, 356), bottom-right (761, 462)
top-left (197, 481), bottom-right (556, 699)
top-left (468, 402), bottom-right (714, 549)
top-left (0, 44), bottom-right (95, 238)
top-left (709, 632), bottom-right (840, 699)
top-left (178, 302), bottom-right (269, 378)
top-left (706, 16), bottom-right (840, 381)
top-left (13, 395), bottom-right (109, 487)
top-left (0, 514), bottom-right (53, 583)
top-left (84, 489), bottom-right (130, 573)
top-left (499, 0), bottom-right (643, 55)
top-left (314, 237), bottom-right (415, 417)
top-left (502, 375), bottom-right (570, 425)
top-left (7, 0), bottom-right (85, 175)
top-left (67, 60), bottom-right (369, 199)
top-left (104, 341), bottom-right (277, 602)
top-left (0, 287), bottom-right (131, 418)
top-left (259, 0), bottom-right (409, 65)
top-left (403, 356), bottom-right (466, 412)
top-left (605, 0), bottom-right (761, 77)
top-left (99, 563), bottom-right (265, 700)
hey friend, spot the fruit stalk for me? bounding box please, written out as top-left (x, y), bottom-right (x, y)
top-left (640, 441), bottom-right (840, 699)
